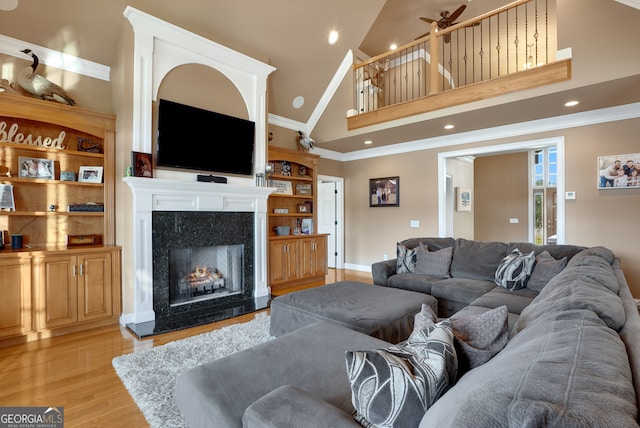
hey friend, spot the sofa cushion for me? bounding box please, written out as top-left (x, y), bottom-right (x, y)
top-left (243, 385), bottom-right (360, 428)
top-left (346, 320), bottom-right (457, 428)
top-left (450, 238), bottom-right (508, 281)
top-left (513, 251), bottom-right (626, 335)
top-left (387, 273), bottom-right (442, 294)
top-left (494, 249), bottom-right (535, 290)
top-left (469, 286), bottom-right (537, 315)
top-left (506, 241), bottom-right (586, 262)
top-left (430, 278), bottom-right (496, 306)
top-left (399, 237), bottom-right (455, 252)
top-left (526, 250), bottom-right (567, 292)
top-left (396, 243), bottom-right (416, 273)
top-left (420, 309), bottom-right (638, 428)
top-left (413, 304), bottom-right (509, 375)
top-left (414, 245), bottom-right (452, 277)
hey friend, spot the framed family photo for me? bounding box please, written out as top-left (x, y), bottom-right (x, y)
top-left (369, 176), bottom-right (399, 207)
top-left (79, 166), bottom-right (104, 183)
top-left (597, 153), bottom-right (640, 189)
top-left (132, 151), bottom-right (153, 178)
top-left (19, 156), bottom-right (54, 179)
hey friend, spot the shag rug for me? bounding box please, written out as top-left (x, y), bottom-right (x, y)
top-left (112, 315), bottom-right (273, 428)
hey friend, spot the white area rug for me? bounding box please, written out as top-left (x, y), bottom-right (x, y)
top-left (113, 315), bottom-right (273, 428)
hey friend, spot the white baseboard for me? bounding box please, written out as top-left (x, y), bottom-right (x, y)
top-left (344, 263), bottom-right (371, 272)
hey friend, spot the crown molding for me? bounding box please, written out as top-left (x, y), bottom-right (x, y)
top-left (314, 102), bottom-right (640, 162)
top-left (615, 0), bottom-right (640, 10)
top-left (0, 34), bottom-right (110, 81)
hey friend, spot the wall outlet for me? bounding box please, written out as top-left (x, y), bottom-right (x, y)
top-left (383, 254), bottom-right (388, 261)
top-left (410, 220), bottom-right (420, 228)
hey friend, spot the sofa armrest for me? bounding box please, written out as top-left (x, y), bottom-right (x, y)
top-left (243, 385), bottom-right (360, 428)
top-left (371, 259), bottom-right (397, 286)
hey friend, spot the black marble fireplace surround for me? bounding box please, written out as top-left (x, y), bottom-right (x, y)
top-left (134, 210), bottom-right (266, 336)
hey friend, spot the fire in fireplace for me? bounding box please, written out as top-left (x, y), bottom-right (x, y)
top-left (169, 244), bottom-right (244, 306)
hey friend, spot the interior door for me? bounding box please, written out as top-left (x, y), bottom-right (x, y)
top-left (318, 181), bottom-right (337, 268)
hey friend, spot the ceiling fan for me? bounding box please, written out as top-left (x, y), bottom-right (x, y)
top-left (416, 4), bottom-right (468, 42)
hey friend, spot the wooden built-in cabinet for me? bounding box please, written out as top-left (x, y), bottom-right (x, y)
top-left (0, 93), bottom-right (121, 345)
top-left (267, 146), bottom-right (328, 294)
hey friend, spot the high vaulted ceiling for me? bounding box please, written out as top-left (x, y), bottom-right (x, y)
top-left (1, 0), bottom-right (640, 154)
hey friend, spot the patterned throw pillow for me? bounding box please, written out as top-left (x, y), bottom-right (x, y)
top-left (412, 304), bottom-right (509, 375)
top-left (414, 244), bottom-right (452, 277)
top-left (396, 243), bottom-right (416, 274)
top-left (494, 249), bottom-right (535, 290)
top-left (526, 250), bottom-right (568, 292)
top-left (346, 321), bottom-right (457, 428)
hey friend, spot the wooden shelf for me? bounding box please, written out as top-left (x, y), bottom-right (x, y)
top-left (1, 177), bottom-right (104, 187)
top-left (1, 211), bottom-right (104, 217)
top-left (0, 141), bottom-right (104, 159)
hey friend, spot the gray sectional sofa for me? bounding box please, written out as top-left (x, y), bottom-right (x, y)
top-left (176, 238), bottom-right (640, 427)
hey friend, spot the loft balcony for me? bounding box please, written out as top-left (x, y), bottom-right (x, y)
top-left (348, 0), bottom-right (571, 130)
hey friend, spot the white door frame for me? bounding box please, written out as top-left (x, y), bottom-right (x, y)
top-left (437, 137), bottom-right (565, 243)
top-left (318, 174), bottom-right (345, 269)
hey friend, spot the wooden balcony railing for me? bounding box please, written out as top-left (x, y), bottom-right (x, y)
top-left (349, 0), bottom-right (571, 130)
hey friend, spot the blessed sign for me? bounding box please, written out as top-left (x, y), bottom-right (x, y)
top-left (0, 121), bottom-right (66, 150)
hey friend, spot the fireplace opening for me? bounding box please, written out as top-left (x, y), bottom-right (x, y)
top-left (169, 244), bottom-right (244, 306)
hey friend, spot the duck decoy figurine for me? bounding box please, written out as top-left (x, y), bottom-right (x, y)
top-left (296, 130), bottom-right (315, 152)
top-left (17, 49), bottom-right (75, 106)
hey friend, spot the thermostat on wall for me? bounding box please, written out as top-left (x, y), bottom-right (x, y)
top-left (565, 191), bottom-right (576, 200)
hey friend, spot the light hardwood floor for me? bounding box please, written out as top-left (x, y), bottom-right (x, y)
top-left (0, 269), bottom-right (372, 427)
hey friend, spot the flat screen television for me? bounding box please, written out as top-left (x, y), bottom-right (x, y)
top-left (157, 99), bottom-right (255, 176)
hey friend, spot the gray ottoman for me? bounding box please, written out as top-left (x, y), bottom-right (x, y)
top-left (269, 281), bottom-right (438, 343)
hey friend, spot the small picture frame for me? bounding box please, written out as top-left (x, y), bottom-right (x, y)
top-left (0, 184), bottom-right (15, 211)
top-left (271, 179), bottom-right (293, 195)
top-left (297, 203), bottom-right (309, 213)
top-left (18, 157), bottom-right (54, 179)
top-left (369, 176), bottom-right (399, 207)
top-left (132, 151), bottom-right (153, 178)
top-left (295, 183), bottom-right (312, 195)
top-left (78, 166), bottom-right (104, 183)
top-left (456, 187), bottom-right (472, 211)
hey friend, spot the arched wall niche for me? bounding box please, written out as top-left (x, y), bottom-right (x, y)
top-left (124, 6), bottom-right (275, 181)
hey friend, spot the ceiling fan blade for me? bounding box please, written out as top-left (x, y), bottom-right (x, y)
top-left (420, 16), bottom-right (436, 23)
top-left (447, 4), bottom-right (467, 23)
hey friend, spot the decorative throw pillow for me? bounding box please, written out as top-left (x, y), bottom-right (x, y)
top-left (412, 304), bottom-right (509, 375)
top-left (414, 244), bottom-right (452, 277)
top-left (396, 243), bottom-right (416, 274)
top-left (494, 249), bottom-right (535, 290)
top-left (346, 320), bottom-right (457, 428)
top-left (526, 250), bottom-right (568, 292)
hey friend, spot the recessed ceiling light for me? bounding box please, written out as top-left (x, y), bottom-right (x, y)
top-left (444, 124), bottom-right (455, 130)
top-left (328, 30), bottom-right (339, 45)
top-left (364, 140), bottom-right (373, 145)
top-left (564, 100), bottom-right (579, 107)
top-left (390, 44), bottom-right (398, 50)
top-left (292, 96), bottom-right (304, 109)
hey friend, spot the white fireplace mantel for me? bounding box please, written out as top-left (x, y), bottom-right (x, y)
top-left (122, 176), bottom-right (274, 325)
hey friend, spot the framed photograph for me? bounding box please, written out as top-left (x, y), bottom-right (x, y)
top-left (0, 184), bottom-right (15, 211)
top-left (369, 176), bottom-right (399, 207)
top-left (456, 187), bottom-right (472, 211)
top-left (78, 166), bottom-right (104, 183)
top-left (271, 179), bottom-right (293, 195)
top-left (132, 151), bottom-right (153, 178)
top-left (301, 218), bottom-right (313, 234)
top-left (18, 157), bottom-right (54, 179)
top-left (295, 183), bottom-right (312, 195)
top-left (597, 153), bottom-right (640, 189)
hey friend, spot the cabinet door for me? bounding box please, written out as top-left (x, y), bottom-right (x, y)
top-left (77, 252), bottom-right (113, 322)
top-left (300, 237), bottom-right (328, 279)
top-left (39, 255), bottom-right (78, 329)
top-left (0, 258), bottom-right (32, 338)
top-left (269, 240), bottom-right (299, 285)
top-left (312, 237), bottom-right (328, 277)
